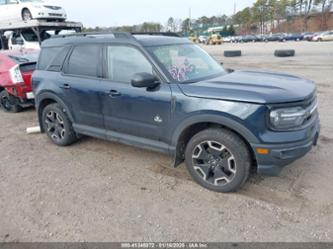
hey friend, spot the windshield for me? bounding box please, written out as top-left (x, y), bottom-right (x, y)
top-left (21, 30), bottom-right (51, 42)
top-left (148, 44), bottom-right (225, 83)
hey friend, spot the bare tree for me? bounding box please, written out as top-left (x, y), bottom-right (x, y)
top-left (315, 0), bottom-right (333, 29)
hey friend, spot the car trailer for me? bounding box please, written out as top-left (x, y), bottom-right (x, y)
top-left (0, 19), bottom-right (83, 49)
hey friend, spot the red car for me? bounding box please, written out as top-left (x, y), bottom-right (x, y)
top-left (0, 49), bottom-right (39, 112)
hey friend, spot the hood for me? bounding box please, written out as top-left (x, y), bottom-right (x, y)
top-left (178, 70), bottom-right (316, 104)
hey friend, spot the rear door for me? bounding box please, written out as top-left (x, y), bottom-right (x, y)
top-left (60, 44), bottom-right (105, 129)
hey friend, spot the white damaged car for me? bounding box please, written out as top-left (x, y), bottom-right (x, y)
top-left (0, 0), bottom-right (67, 22)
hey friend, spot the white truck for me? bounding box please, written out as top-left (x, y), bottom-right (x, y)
top-left (0, 19), bottom-right (82, 50)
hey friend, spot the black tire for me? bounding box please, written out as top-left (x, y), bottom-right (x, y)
top-left (41, 103), bottom-right (78, 146)
top-left (185, 128), bottom-right (251, 193)
top-left (0, 90), bottom-right (22, 113)
top-left (22, 9), bottom-right (32, 21)
top-left (224, 50), bottom-right (241, 57)
top-left (274, 49), bottom-right (295, 57)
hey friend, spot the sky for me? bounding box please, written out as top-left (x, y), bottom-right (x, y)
top-left (55, 0), bottom-right (256, 28)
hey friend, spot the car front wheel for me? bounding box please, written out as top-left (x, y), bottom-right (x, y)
top-left (185, 128), bottom-right (251, 193)
top-left (42, 103), bottom-right (78, 146)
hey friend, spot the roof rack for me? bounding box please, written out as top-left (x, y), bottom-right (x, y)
top-left (131, 32), bottom-right (181, 37)
top-left (51, 31), bottom-right (133, 39)
top-left (50, 31), bottom-right (182, 41)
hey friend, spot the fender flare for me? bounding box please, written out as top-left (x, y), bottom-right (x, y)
top-left (36, 92), bottom-right (75, 130)
top-left (170, 114), bottom-right (259, 167)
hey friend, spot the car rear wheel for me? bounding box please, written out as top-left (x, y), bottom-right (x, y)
top-left (22, 9), bottom-right (32, 21)
top-left (0, 90), bottom-right (22, 113)
top-left (185, 128), bottom-right (251, 193)
top-left (42, 103), bottom-right (78, 146)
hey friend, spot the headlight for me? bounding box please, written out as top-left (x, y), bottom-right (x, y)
top-left (270, 107), bottom-right (307, 130)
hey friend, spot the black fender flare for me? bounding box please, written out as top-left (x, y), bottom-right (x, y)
top-left (36, 92), bottom-right (75, 131)
top-left (170, 114), bottom-right (259, 166)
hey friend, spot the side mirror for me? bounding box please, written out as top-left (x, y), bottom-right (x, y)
top-left (131, 73), bottom-right (160, 88)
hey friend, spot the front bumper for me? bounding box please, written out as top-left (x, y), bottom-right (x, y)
top-left (31, 8), bottom-right (67, 20)
top-left (251, 118), bottom-right (320, 176)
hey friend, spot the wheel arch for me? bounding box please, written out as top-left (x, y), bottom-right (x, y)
top-left (171, 115), bottom-right (259, 168)
top-left (21, 7), bottom-right (32, 19)
top-left (22, 7), bottom-right (29, 14)
top-left (36, 92), bottom-right (74, 132)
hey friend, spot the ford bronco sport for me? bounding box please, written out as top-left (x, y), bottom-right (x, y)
top-left (32, 32), bottom-right (320, 192)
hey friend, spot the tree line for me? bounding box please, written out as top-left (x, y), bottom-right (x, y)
top-left (234, 0), bottom-right (333, 33)
top-left (83, 0), bottom-right (333, 34)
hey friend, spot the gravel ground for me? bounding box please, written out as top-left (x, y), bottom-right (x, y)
top-left (0, 41), bottom-right (332, 242)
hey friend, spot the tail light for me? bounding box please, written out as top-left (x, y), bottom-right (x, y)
top-left (9, 65), bottom-right (24, 84)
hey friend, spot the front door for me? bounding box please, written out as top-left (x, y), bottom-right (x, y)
top-left (101, 45), bottom-right (172, 141)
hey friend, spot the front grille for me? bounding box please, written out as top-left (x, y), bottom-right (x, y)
top-left (44, 5), bottom-right (61, 10)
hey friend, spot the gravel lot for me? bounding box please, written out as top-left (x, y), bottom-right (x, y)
top-left (0, 41), bottom-right (332, 242)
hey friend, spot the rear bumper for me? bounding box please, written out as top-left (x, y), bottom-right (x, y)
top-left (251, 119), bottom-right (320, 176)
top-left (5, 85), bottom-right (32, 100)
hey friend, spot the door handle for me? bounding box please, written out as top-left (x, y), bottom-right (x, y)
top-left (108, 90), bottom-right (121, 97)
top-left (59, 83), bottom-right (71, 89)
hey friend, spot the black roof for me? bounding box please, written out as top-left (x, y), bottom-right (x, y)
top-left (42, 32), bottom-right (191, 48)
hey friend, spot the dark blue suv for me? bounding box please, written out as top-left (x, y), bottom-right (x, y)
top-left (32, 32), bottom-right (320, 192)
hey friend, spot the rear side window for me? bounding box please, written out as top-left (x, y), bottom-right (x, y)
top-left (66, 45), bottom-right (100, 78)
top-left (38, 46), bottom-right (69, 71)
top-left (38, 47), bottom-right (61, 70)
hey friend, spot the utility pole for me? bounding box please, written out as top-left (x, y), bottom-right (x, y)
top-left (188, 8), bottom-right (192, 32)
top-left (234, 1), bottom-right (236, 15)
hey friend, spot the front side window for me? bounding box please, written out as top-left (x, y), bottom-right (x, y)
top-left (66, 45), bottom-right (100, 77)
top-left (107, 45), bottom-right (153, 83)
top-left (148, 44), bottom-right (225, 83)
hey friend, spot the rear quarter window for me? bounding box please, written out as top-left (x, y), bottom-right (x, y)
top-left (65, 45), bottom-right (101, 78)
top-left (38, 46), bottom-right (70, 71)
